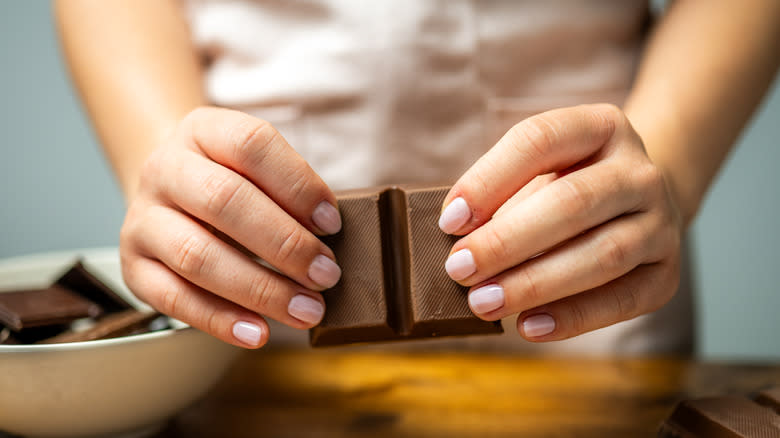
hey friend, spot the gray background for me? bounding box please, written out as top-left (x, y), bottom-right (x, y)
top-left (1, 2), bottom-right (778, 360)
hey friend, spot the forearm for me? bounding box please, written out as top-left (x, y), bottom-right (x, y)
top-left (55, 0), bottom-right (206, 201)
top-left (624, 0), bottom-right (780, 227)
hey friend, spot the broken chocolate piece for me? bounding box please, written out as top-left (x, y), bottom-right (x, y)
top-left (39, 310), bottom-right (164, 344)
top-left (311, 186), bottom-right (502, 346)
top-left (55, 261), bottom-right (132, 313)
top-left (0, 286), bottom-right (102, 331)
top-left (658, 389), bottom-right (780, 437)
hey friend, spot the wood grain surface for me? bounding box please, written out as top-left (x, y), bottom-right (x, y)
top-left (154, 348), bottom-right (780, 438)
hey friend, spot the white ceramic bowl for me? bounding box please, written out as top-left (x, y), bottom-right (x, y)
top-left (0, 248), bottom-right (242, 438)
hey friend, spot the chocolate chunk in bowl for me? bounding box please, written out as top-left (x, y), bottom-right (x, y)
top-left (39, 309), bottom-right (166, 344)
top-left (0, 285), bottom-right (102, 332)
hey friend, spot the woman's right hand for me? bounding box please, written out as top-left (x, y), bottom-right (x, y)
top-left (119, 107), bottom-right (342, 348)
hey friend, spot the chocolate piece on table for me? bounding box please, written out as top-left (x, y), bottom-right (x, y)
top-left (55, 261), bottom-right (132, 313)
top-left (311, 186), bottom-right (502, 347)
top-left (0, 286), bottom-right (102, 332)
top-left (40, 310), bottom-right (164, 344)
top-left (658, 390), bottom-right (780, 437)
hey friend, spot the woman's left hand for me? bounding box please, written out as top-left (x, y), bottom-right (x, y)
top-left (439, 104), bottom-right (683, 341)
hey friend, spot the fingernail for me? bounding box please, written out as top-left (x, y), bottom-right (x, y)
top-left (288, 294), bottom-right (325, 325)
top-left (445, 249), bottom-right (476, 281)
top-left (469, 284), bottom-right (505, 314)
top-left (232, 321), bottom-right (263, 346)
top-left (522, 314), bottom-right (556, 338)
top-left (312, 201), bottom-right (342, 235)
top-left (438, 197), bottom-right (471, 234)
top-left (308, 254), bottom-right (341, 288)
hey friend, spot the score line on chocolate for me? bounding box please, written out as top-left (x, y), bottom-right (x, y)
top-left (310, 186), bottom-right (502, 347)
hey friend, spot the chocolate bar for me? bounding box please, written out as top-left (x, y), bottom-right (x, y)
top-left (39, 310), bottom-right (164, 344)
top-left (658, 387), bottom-right (780, 437)
top-left (311, 186), bottom-right (502, 347)
top-left (0, 286), bottom-right (102, 331)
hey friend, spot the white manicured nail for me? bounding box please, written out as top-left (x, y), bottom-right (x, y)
top-left (445, 249), bottom-right (477, 281)
top-left (312, 201), bottom-right (342, 235)
top-left (288, 294), bottom-right (325, 325)
top-left (308, 254), bottom-right (341, 289)
top-left (522, 314), bottom-right (556, 338)
top-left (232, 321), bottom-right (263, 346)
top-left (438, 197), bottom-right (471, 234)
top-left (469, 284), bottom-right (505, 314)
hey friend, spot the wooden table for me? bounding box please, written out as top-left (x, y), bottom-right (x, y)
top-left (154, 348), bottom-right (779, 438)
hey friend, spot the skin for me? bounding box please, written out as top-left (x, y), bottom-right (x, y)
top-left (55, 0), bottom-right (780, 348)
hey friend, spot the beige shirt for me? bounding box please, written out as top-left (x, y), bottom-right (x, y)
top-left (182, 0), bottom-right (694, 355)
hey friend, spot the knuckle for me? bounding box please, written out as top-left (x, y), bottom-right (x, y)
top-left (285, 164), bottom-right (315, 203)
top-left (612, 286), bottom-right (640, 320)
top-left (173, 234), bottom-right (211, 277)
top-left (595, 233), bottom-right (630, 275)
top-left (470, 168), bottom-right (493, 198)
top-left (556, 177), bottom-right (596, 218)
top-left (517, 268), bottom-right (542, 306)
top-left (230, 118), bottom-right (278, 169)
top-left (159, 286), bottom-right (182, 317)
top-left (201, 171), bottom-right (245, 218)
top-left (638, 163), bottom-right (665, 195)
top-left (630, 163), bottom-right (667, 210)
top-left (247, 273), bottom-right (276, 312)
top-left (275, 225), bottom-right (310, 266)
top-left (203, 308), bottom-right (222, 337)
top-left (567, 303), bottom-right (588, 335)
top-left (482, 225), bottom-right (510, 265)
top-left (510, 115), bottom-right (559, 161)
top-left (588, 104), bottom-right (621, 142)
top-left (645, 206), bottom-right (681, 262)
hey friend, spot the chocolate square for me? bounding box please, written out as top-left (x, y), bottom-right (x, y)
top-left (0, 286), bottom-right (102, 332)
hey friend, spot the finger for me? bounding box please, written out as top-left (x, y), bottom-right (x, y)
top-left (122, 255), bottom-right (270, 349)
top-left (493, 173), bottom-right (557, 218)
top-left (515, 262), bottom-right (680, 341)
top-left (445, 159), bottom-right (649, 285)
top-left (128, 204), bottom-right (327, 329)
top-left (466, 212), bottom-right (671, 320)
top-left (439, 104), bottom-right (625, 235)
top-left (180, 107), bottom-right (341, 235)
top-left (158, 149), bottom-right (341, 291)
